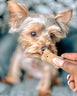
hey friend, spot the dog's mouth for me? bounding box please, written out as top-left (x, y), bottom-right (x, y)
top-left (25, 49), bottom-right (55, 58)
top-left (24, 44), bottom-right (57, 58)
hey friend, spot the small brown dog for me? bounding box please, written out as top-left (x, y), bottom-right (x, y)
top-left (2, 1), bottom-right (72, 96)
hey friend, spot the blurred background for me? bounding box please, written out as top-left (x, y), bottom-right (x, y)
top-left (0, 0), bottom-right (77, 96)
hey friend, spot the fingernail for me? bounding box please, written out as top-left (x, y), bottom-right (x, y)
top-left (61, 53), bottom-right (68, 57)
top-left (67, 74), bottom-right (70, 80)
top-left (52, 58), bottom-right (64, 67)
top-left (61, 54), bottom-right (65, 57)
top-left (68, 80), bottom-right (70, 85)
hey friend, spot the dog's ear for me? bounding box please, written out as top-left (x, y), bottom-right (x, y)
top-left (7, 1), bottom-right (28, 33)
top-left (55, 10), bottom-right (72, 25)
top-left (8, 1), bottom-right (28, 21)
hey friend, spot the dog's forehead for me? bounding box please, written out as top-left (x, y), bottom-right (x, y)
top-left (20, 14), bottom-right (62, 34)
top-left (23, 14), bottom-right (57, 27)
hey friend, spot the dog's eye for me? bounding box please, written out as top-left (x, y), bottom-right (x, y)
top-left (50, 33), bottom-right (54, 39)
top-left (31, 32), bottom-right (36, 37)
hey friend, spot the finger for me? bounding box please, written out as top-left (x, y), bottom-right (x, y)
top-left (69, 75), bottom-right (77, 93)
top-left (62, 53), bottom-right (77, 61)
top-left (74, 76), bottom-right (77, 92)
top-left (52, 58), bottom-right (77, 73)
top-left (73, 88), bottom-right (77, 93)
top-left (67, 74), bottom-right (74, 81)
top-left (68, 80), bottom-right (75, 89)
top-left (65, 59), bottom-right (77, 65)
top-left (67, 75), bottom-right (75, 89)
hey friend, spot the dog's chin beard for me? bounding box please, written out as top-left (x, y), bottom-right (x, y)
top-left (24, 45), bottom-right (56, 58)
top-left (25, 52), bottom-right (42, 59)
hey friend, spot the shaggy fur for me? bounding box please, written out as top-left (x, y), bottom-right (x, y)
top-left (2, 1), bottom-right (72, 96)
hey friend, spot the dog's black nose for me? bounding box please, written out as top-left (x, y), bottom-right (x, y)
top-left (41, 46), bottom-right (49, 53)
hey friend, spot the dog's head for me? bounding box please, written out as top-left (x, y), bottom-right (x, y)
top-left (8, 1), bottom-right (72, 58)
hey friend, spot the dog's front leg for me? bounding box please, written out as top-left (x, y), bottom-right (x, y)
top-left (37, 65), bottom-right (52, 96)
top-left (2, 47), bottom-right (22, 85)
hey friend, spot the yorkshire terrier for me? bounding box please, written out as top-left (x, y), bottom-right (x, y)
top-left (2, 1), bottom-right (72, 96)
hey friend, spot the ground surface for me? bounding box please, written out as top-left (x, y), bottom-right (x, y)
top-left (0, 79), bottom-right (77, 96)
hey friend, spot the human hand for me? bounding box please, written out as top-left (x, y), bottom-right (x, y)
top-left (52, 53), bottom-right (77, 93)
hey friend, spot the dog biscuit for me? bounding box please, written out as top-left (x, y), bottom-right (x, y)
top-left (41, 49), bottom-right (63, 68)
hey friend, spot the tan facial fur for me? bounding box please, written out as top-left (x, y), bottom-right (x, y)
top-left (18, 22), bottom-right (57, 58)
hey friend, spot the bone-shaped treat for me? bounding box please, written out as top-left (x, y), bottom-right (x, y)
top-left (41, 49), bottom-right (63, 68)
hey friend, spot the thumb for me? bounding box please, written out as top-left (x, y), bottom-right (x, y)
top-left (52, 58), bottom-right (77, 74)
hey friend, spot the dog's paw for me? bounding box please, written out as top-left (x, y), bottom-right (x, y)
top-left (37, 82), bottom-right (51, 96)
top-left (1, 75), bottom-right (20, 85)
top-left (38, 89), bottom-right (51, 96)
